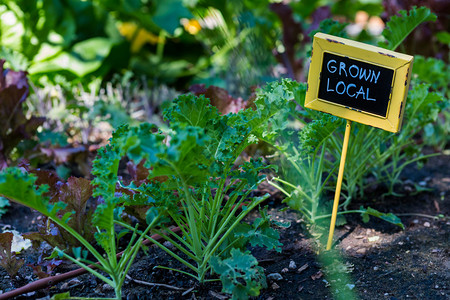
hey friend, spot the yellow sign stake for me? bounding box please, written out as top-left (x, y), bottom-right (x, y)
top-left (326, 119), bottom-right (352, 250)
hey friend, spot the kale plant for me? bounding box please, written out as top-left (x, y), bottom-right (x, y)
top-left (0, 79), bottom-right (295, 299)
top-left (114, 80), bottom-right (295, 297)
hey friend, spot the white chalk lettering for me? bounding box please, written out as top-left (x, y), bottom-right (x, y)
top-left (355, 86), bottom-right (365, 99)
top-left (359, 68), bottom-right (371, 81)
top-left (366, 88), bottom-right (376, 101)
top-left (349, 65), bottom-right (359, 78)
top-left (339, 62), bottom-right (347, 77)
top-left (371, 71), bottom-right (380, 83)
top-left (346, 83), bottom-right (356, 97)
top-left (326, 78), bottom-right (334, 92)
top-left (336, 81), bottom-right (346, 94)
top-left (327, 60), bottom-right (337, 73)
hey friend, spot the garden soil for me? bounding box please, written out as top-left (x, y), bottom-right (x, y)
top-left (0, 152), bottom-right (448, 300)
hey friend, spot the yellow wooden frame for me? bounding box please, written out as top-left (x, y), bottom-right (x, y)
top-left (305, 32), bottom-right (413, 132)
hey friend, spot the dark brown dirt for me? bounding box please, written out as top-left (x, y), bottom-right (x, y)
top-left (0, 152), bottom-right (448, 300)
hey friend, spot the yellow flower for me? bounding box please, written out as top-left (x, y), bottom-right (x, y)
top-left (180, 18), bottom-right (201, 35)
top-left (118, 22), bottom-right (162, 53)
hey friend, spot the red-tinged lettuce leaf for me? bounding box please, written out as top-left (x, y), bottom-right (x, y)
top-left (27, 258), bottom-right (63, 279)
top-left (0, 60), bottom-right (45, 169)
top-left (57, 177), bottom-right (95, 238)
top-left (0, 232), bottom-right (25, 277)
top-left (127, 159), bottom-right (149, 183)
top-left (25, 176), bottom-right (97, 249)
top-left (3, 165), bottom-right (96, 249)
top-left (17, 160), bottom-right (61, 197)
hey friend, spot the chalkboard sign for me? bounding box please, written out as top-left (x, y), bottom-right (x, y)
top-left (305, 33), bottom-right (413, 132)
top-left (318, 52), bottom-right (394, 117)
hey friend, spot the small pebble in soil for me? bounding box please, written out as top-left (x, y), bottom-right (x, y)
top-left (163, 241), bottom-right (175, 249)
top-left (368, 236), bottom-right (380, 242)
top-left (289, 260), bottom-right (297, 269)
top-left (424, 222), bottom-right (431, 227)
top-left (271, 283), bottom-right (280, 290)
top-left (281, 268), bottom-right (289, 273)
top-left (297, 263), bottom-right (309, 273)
top-left (356, 248), bottom-right (366, 255)
top-left (267, 273), bottom-right (283, 281)
top-left (373, 266), bottom-right (379, 271)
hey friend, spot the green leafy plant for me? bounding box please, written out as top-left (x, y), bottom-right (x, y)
top-left (412, 55), bottom-right (450, 149)
top-left (379, 6), bottom-right (437, 51)
top-left (369, 83), bottom-right (444, 195)
top-left (210, 249), bottom-right (267, 300)
top-left (269, 113), bottom-right (341, 224)
top-left (266, 7), bottom-right (441, 230)
top-left (0, 153), bottom-right (161, 299)
top-left (0, 79), bottom-right (294, 299)
top-left (268, 110), bottom-right (404, 230)
top-left (113, 80), bottom-right (295, 295)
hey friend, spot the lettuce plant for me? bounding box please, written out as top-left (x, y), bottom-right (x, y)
top-left (0, 59), bottom-right (44, 169)
top-left (0, 232), bottom-right (25, 278)
top-left (0, 147), bottom-right (162, 299)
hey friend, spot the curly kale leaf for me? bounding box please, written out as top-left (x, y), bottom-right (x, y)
top-left (248, 79), bottom-right (298, 142)
top-left (412, 56), bottom-right (450, 95)
top-left (298, 113), bottom-right (342, 155)
top-left (164, 94), bottom-right (220, 128)
top-left (235, 207), bottom-right (285, 253)
top-left (163, 80), bottom-right (296, 175)
top-left (230, 158), bottom-right (271, 188)
top-left (0, 168), bottom-right (69, 219)
top-left (379, 6), bottom-right (436, 51)
top-left (210, 249), bottom-right (266, 300)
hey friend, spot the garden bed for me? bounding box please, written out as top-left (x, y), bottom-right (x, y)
top-left (0, 152), bottom-right (448, 299)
